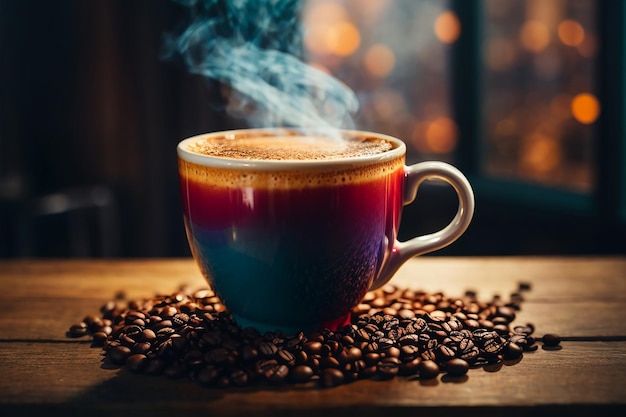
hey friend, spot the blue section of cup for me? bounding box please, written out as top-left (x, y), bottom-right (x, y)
top-left (186, 219), bottom-right (385, 334)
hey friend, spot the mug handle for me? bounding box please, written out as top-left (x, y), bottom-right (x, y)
top-left (370, 161), bottom-right (475, 290)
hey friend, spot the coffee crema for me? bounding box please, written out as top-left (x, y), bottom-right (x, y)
top-left (185, 134), bottom-right (394, 161)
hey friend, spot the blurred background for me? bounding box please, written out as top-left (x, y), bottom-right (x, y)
top-left (1, 0), bottom-right (624, 258)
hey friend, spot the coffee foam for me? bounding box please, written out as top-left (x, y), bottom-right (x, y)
top-left (185, 134), bottom-right (393, 161)
top-left (179, 154), bottom-right (404, 190)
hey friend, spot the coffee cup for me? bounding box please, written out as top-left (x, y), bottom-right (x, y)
top-left (177, 128), bottom-right (474, 334)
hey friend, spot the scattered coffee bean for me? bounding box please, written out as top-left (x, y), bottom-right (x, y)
top-left (67, 283), bottom-right (548, 388)
top-left (92, 331), bottom-right (108, 347)
top-left (503, 341), bottom-right (524, 359)
top-left (66, 323), bottom-right (88, 338)
top-left (542, 333), bottom-right (562, 347)
top-left (445, 358), bottom-right (469, 377)
top-left (418, 360), bottom-right (440, 379)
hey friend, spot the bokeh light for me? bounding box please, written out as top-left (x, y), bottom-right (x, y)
top-left (434, 11), bottom-right (461, 44)
top-left (303, 2), bottom-right (349, 56)
top-left (303, 0), bottom-right (597, 193)
top-left (327, 21), bottom-right (361, 56)
top-left (558, 19), bottom-right (585, 47)
top-left (425, 117), bottom-right (458, 154)
top-left (364, 43), bottom-right (395, 78)
top-left (483, 1), bottom-right (596, 191)
top-left (571, 93), bottom-right (600, 124)
top-left (519, 20), bottom-right (550, 52)
top-left (521, 133), bottom-right (562, 174)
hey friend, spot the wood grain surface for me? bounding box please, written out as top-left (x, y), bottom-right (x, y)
top-left (1, 257), bottom-right (625, 416)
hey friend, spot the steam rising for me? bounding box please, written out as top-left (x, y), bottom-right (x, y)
top-left (163, 0), bottom-right (359, 131)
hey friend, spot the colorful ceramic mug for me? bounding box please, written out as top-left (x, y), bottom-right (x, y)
top-left (178, 128), bottom-right (474, 334)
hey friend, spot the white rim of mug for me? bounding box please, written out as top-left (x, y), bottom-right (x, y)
top-left (177, 128), bottom-right (406, 170)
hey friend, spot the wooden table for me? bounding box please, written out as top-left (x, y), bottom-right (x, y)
top-left (1, 257), bottom-right (625, 416)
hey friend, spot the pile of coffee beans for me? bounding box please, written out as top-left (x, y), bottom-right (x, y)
top-left (67, 283), bottom-right (555, 388)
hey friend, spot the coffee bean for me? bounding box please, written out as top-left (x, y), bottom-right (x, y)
top-left (503, 342), bottom-right (523, 359)
top-left (67, 323), bottom-right (88, 338)
top-left (144, 358), bottom-right (166, 375)
top-left (437, 344), bottom-right (456, 360)
top-left (377, 337), bottom-right (396, 351)
top-left (160, 306), bottom-right (178, 318)
top-left (319, 356), bottom-right (341, 369)
top-left (321, 340), bottom-right (341, 357)
top-left (156, 327), bottom-right (176, 342)
top-left (460, 346), bottom-right (480, 361)
top-left (126, 354), bottom-right (148, 372)
top-left (347, 346), bottom-right (362, 361)
top-left (240, 345), bottom-right (259, 362)
top-left (514, 323), bottom-right (535, 335)
top-left (400, 344), bottom-right (420, 360)
top-left (363, 352), bottom-right (381, 366)
top-left (267, 364), bottom-right (290, 384)
top-left (478, 319), bottom-right (494, 330)
top-left (108, 345), bottom-right (131, 365)
top-left (227, 369), bottom-right (249, 387)
top-left (258, 341), bottom-right (278, 357)
top-left (303, 341), bottom-right (322, 355)
top-left (126, 311), bottom-right (146, 323)
top-left (398, 334), bottom-right (419, 346)
top-left (399, 357), bottom-right (421, 376)
top-left (119, 334), bottom-right (135, 347)
top-left (542, 334), bottom-right (561, 347)
top-left (421, 349), bottom-right (437, 361)
top-left (290, 365), bottom-right (314, 383)
top-left (321, 368), bottom-right (345, 387)
top-left (445, 358), bottom-right (469, 377)
top-left (355, 328), bottom-right (371, 342)
top-left (254, 359), bottom-right (278, 378)
top-left (68, 281), bottom-right (546, 389)
top-left (418, 360), bottom-right (440, 379)
top-left (92, 331), bottom-right (108, 347)
top-left (172, 313), bottom-right (190, 327)
top-left (494, 306), bottom-right (516, 322)
top-left (363, 341), bottom-right (379, 353)
top-left (464, 319), bottom-right (480, 329)
top-left (131, 342), bottom-right (151, 355)
top-left (427, 310), bottom-right (447, 322)
top-left (294, 350), bottom-right (308, 364)
top-left (483, 337), bottom-right (506, 354)
top-left (377, 357), bottom-right (400, 379)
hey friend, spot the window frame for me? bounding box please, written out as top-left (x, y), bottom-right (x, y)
top-left (450, 0), bottom-right (625, 224)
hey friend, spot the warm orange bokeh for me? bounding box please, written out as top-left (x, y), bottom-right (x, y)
top-left (425, 117), bottom-right (458, 154)
top-left (434, 11), bottom-right (461, 44)
top-left (327, 21), bottom-right (361, 56)
top-left (519, 20), bottom-right (550, 52)
top-left (558, 19), bottom-right (585, 47)
top-left (364, 43), bottom-right (395, 78)
top-left (571, 93), bottom-right (600, 124)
